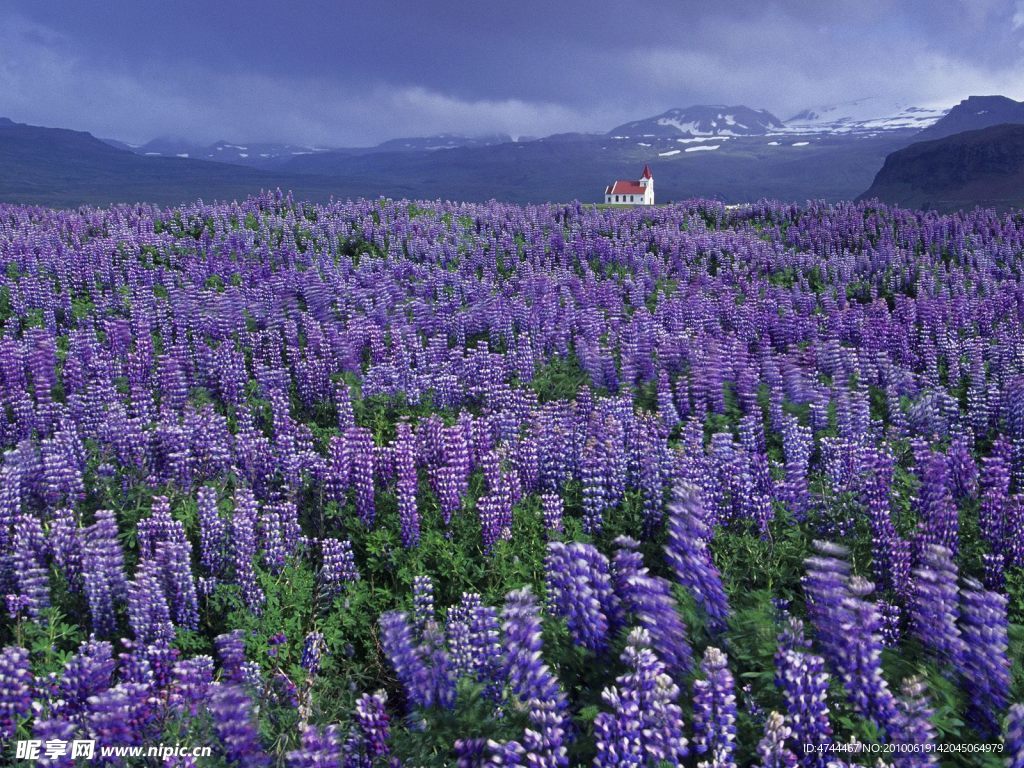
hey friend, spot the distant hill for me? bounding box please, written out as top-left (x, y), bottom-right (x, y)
top-left (0, 118), bottom-right (352, 208)
top-left (116, 133), bottom-right (516, 169)
top-left (127, 137), bottom-right (343, 169)
top-left (374, 134), bottom-right (513, 152)
top-left (859, 123), bottom-right (1024, 212)
top-left (5, 95), bottom-right (1021, 209)
top-left (608, 105), bottom-right (784, 138)
top-left (282, 131), bottom-right (912, 204)
top-left (913, 95), bottom-right (1024, 142)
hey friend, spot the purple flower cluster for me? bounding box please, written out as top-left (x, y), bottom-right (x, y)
top-left (318, 537), bottom-right (360, 605)
top-left (593, 628), bottom-right (688, 767)
top-left (692, 646), bottom-right (738, 768)
top-left (544, 541), bottom-right (621, 653)
top-left (1, 192), bottom-right (1023, 763)
top-left (665, 483), bottom-right (730, 634)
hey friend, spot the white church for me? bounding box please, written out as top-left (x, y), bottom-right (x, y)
top-left (604, 164), bottom-right (654, 205)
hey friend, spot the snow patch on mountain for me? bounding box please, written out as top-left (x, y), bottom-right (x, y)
top-left (783, 97), bottom-right (949, 135)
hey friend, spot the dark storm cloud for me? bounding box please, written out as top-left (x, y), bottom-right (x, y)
top-left (2, 0), bottom-right (1023, 145)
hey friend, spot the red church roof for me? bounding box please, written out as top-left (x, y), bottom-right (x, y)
top-left (641, 164), bottom-right (652, 179)
top-left (607, 180), bottom-right (645, 195)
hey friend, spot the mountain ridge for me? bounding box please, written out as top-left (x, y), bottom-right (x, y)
top-left (859, 122), bottom-right (1024, 212)
top-left (4, 94), bottom-right (1022, 210)
top-left (913, 95), bottom-right (1024, 142)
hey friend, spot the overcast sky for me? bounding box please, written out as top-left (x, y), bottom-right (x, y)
top-left (2, 0), bottom-right (1024, 146)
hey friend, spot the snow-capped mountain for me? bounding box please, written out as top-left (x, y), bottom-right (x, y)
top-left (608, 106), bottom-right (785, 138)
top-left (783, 97), bottom-right (949, 135)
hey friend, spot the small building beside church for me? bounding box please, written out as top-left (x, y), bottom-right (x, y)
top-left (604, 164), bottom-right (654, 205)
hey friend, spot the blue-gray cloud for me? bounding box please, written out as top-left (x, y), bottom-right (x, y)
top-left (2, 0), bottom-right (1024, 145)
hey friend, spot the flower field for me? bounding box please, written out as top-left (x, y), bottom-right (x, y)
top-left (0, 191), bottom-right (1022, 766)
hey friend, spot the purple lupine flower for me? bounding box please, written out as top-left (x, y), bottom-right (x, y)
top-left (352, 691), bottom-right (391, 763)
top-left (231, 488), bottom-right (265, 613)
top-left (580, 423), bottom-right (610, 536)
top-left (258, 505), bottom-right (289, 574)
top-left (419, 620), bottom-right (456, 711)
top-left (980, 441), bottom-right (1012, 561)
top-left (318, 538), bottom-right (359, 605)
top-left (1005, 703), bottom-right (1024, 768)
top-left (692, 646), bottom-right (738, 768)
top-left (81, 509), bottom-right (128, 637)
top-left (0, 646), bottom-right (33, 738)
top-left (517, 697), bottom-right (569, 768)
top-left (539, 492), bottom-right (564, 535)
top-left (127, 558), bottom-right (176, 646)
top-left (893, 677), bottom-right (937, 765)
top-left (947, 434), bottom-right (978, 501)
top-left (346, 427), bottom-right (376, 527)
top-left (453, 737), bottom-right (490, 767)
top-left (87, 681), bottom-right (159, 753)
top-left (433, 463), bottom-right (463, 527)
top-left (335, 381), bottom-right (355, 432)
top-left (10, 514), bottom-right (50, 620)
top-left (209, 684), bottom-right (269, 767)
top-left (137, 495), bottom-right (176, 556)
top-left (162, 539), bottom-right (199, 631)
top-left (634, 416), bottom-right (669, 534)
top-left (773, 618), bottom-right (832, 760)
top-left (544, 540), bottom-right (621, 653)
top-left (501, 587), bottom-right (567, 712)
top-left (379, 611), bottom-right (444, 711)
top-left (52, 639), bottom-right (116, 720)
top-left (325, 434), bottom-right (351, 505)
top-left (446, 592), bottom-right (504, 702)
top-left (802, 542), bottom-right (901, 742)
top-left (913, 450), bottom-right (959, 557)
top-left (215, 630), bottom-right (249, 684)
top-left (984, 552), bottom-right (1006, 591)
top-left (1005, 495), bottom-right (1024, 568)
top-left (394, 424), bottom-right (420, 548)
top-left (593, 627), bottom-right (688, 767)
top-left (484, 588), bottom-right (569, 767)
top-left (116, 638), bottom-right (179, 692)
top-left (287, 724), bottom-right (342, 768)
top-left (33, 718), bottom-right (78, 768)
top-left (910, 544), bottom-right (964, 667)
top-left (412, 575), bottom-right (435, 636)
top-left (756, 712), bottom-right (798, 768)
top-left (196, 486), bottom-right (227, 586)
top-left (476, 492), bottom-right (510, 554)
top-left (612, 536), bottom-right (692, 676)
top-left (657, 368), bottom-right (680, 429)
top-left (960, 579), bottom-right (1011, 738)
top-left (665, 482), bottom-right (730, 634)
top-left (301, 632), bottom-right (325, 677)
top-left (48, 507), bottom-right (81, 594)
top-left (445, 600), bottom-right (475, 681)
top-left (862, 447), bottom-right (911, 596)
top-left (781, 415), bottom-right (812, 519)
top-left (136, 497), bottom-right (199, 630)
top-left (878, 600), bottom-right (903, 647)
top-left (168, 656), bottom-right (214, 717)
top-left (512, 435), bottom-right (540, 495)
